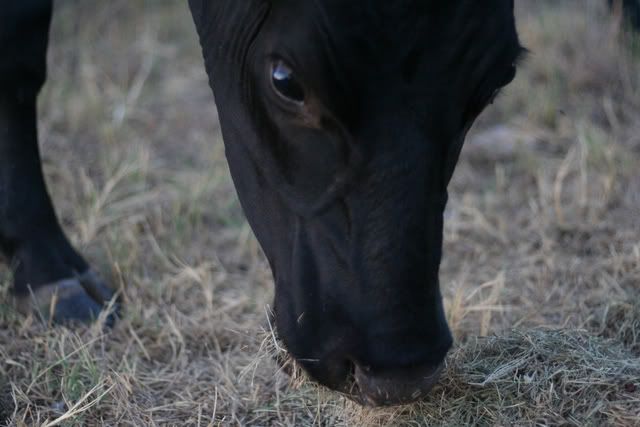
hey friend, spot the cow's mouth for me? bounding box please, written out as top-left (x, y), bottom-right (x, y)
top-left (351, 362), bottom-right (444, 406)
top-left (275, 347), bottom-right (445, 406)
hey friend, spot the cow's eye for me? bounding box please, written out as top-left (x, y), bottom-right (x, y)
top-left (271, 60), bottom-right (305, 104)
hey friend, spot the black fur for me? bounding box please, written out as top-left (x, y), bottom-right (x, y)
top-left (189, 0), bottom-right (522, 402)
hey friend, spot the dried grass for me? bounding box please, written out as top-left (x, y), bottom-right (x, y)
top-left (1, 0), bottom-right (639, 425)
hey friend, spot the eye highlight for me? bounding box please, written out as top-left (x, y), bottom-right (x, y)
top-left (271, 60), bottom-right (305, 104)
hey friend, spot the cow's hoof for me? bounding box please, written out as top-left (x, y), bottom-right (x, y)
top-left (13, 270), bottom-right (119, 327)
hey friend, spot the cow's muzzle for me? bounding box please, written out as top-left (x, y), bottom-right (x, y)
top-left (352, 361), bottom-right (444, 406)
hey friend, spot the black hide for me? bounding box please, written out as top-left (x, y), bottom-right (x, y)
top-left (189, 0), bottom-right (523, 402)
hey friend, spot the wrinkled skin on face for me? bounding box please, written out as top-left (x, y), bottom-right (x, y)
top-left (189, 0), bottom-right (522, 405)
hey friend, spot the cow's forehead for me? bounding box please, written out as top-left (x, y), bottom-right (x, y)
top-left (267, 0), bottom-right (516, 65)
top-left (305, 0), bottom-right (435, 29)
top-left (270, 0), bottom-right (439, 49)
top-left (264, 0), bottom-right (519, 97)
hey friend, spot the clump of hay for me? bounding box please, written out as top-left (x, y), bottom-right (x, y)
top-left (441, 329), bottom-right (639, 425)
top-left (593, 301), bottom-right (640, 356)
top-left (310, 329), bottom-right (640, 426)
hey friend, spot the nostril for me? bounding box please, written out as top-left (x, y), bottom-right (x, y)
top-left (340, 358), bottom-right (359, 395)
top-left (312, 356), bottom-right (358, 393)
top-left (354, 361), bottom-right (444, 407)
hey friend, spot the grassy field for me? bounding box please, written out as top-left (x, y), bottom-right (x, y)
top-left (1, 1), bottom-right (639, 425)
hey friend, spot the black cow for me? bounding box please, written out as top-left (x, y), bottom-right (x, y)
top-left (188, 1), bottom-right (521, 406)
top-left (0, 0), bottom-right (635, 406)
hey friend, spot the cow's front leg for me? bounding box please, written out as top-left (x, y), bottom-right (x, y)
top-left (0, 1), bottom-right (117, 325)
top-left (610, 0), bottom-right (640, 30)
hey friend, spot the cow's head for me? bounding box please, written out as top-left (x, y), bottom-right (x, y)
top-left (190, 0), bottom-right (522, 406)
